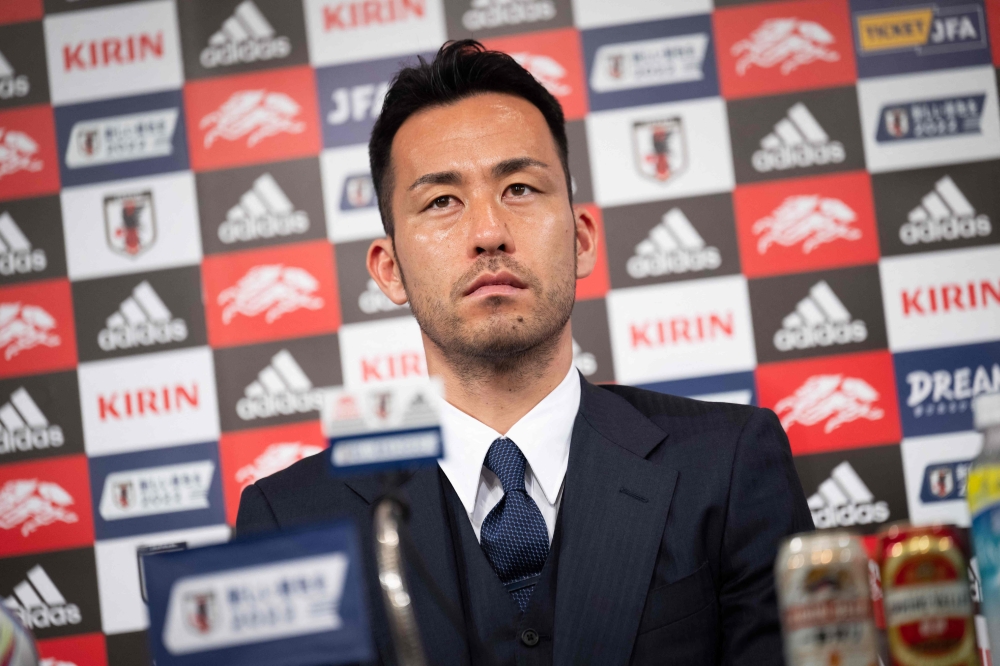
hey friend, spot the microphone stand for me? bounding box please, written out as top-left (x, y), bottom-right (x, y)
top-left (374, 472), bottom-right (427, 666)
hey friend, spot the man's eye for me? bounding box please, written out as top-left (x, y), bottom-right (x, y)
top-left (509, 184), bottom-right (531, 196)
top-left (431, 196), bottom-right (451, 208)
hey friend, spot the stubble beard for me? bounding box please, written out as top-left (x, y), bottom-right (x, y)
top-left (401, 253), bottom-right (576, 384)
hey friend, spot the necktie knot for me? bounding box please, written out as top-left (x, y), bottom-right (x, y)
top-left (484, 437), bottom-right (527, 494)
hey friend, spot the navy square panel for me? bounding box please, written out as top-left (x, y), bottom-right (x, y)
top-left (316, 52), bottom-right (434, 149)
top-left (582, 14), bottom-right (719, 112)
top-left (638, 371), bottom-right (757, 406)
top-left (852, 0), bottom-right (993, 78)
top-left (893, 340), bottom-right (1000, 438)
top-left (88, 440), bottom-right (225, 540)
top-left (54, 89), bottom-right (189, 187)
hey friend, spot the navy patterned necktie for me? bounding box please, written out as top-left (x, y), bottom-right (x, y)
top-left (480, 436), bottom-right (550, 612)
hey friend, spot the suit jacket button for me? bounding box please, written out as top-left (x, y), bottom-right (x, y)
top-left (520, 629), bottom-right (540, 647)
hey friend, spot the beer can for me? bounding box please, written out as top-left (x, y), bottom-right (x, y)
top-left (776, 531), bottom-right (879, 666)
top-left (879, 523), bottom-right (979, 666)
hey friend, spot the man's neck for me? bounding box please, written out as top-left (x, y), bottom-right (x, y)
top-left (424, 326), bottom-right (575, 434)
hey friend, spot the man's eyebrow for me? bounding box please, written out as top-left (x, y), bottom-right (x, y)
top-left (492, 157), bottom-right (549, 179)
top-left (408, 171), bottom-right (462, 191)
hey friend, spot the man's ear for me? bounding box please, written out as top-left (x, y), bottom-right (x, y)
top-left (367, 237), bottom-right (409, 305)
top-left (574, 205), bottom-right (598, 280)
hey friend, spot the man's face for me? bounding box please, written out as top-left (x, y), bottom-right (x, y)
top-left (369, 92), bottom-right (595, 366)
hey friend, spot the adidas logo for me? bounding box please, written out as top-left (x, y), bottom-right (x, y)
top-left (0, 387), bottom-right (63, 455)
top-left (358, 278), bottom-right (406, 315)
top-left (199, 0), bottom-right (291, 69)
top-left (807, 461), bottom-right (890, 529)
top-left (0, 49), bottom-right (29, 100)
top-left (218, 173), bottom-right (309, 244)
top-left (572, 339), bottom-right (597, 376)
top-left (98, 281), bottom-right (188, 352)
top-left (626, 208), bottom-right (721, 279)
top-left (3, 565), bottom-right (81, 631)
top-left (752, 103), bottom-right (845, 173)
top-left (901, 175), bottom-right (991, 246)
top-left (0, 212), bottom-right (46, 276)
top-left (236, 349), bottom-right (326, 420)
top-left (773, 280), bottom-right (867, 352)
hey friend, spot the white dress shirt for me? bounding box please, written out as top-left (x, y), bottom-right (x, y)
top-left (437, 365), bottom-right (580, 544)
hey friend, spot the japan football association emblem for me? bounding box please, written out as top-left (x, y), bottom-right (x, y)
top-left (632, 118), bottom-right (686, 183)
top-left (183, 591), bottom-right (218, 634)
top-left (104, 191), bottom-right (156, 257)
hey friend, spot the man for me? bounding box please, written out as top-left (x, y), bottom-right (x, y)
top-left (237, 41), bottom-right (813, 665)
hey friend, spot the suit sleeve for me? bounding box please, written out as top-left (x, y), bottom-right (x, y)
top-left (235, 483), bottom-right (281, 537)
top-left (719, 407), bottom-right (813, 666)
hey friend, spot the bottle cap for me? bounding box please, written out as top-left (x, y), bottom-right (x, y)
top-left (974, 393), bottom-right (1000, 431)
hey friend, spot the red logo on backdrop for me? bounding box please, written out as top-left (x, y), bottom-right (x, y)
top-left (0, 279), bottom-right (77, 380)
top-left (62, 32), bottom-right (164, 72)
top-left (202, 240), bottom-right (341, 348)
top-left (0, 454), bottom-right (94, 557)
top-left (185, 66), bottom-right (321, 172)
top-left (483, 28), bottom-right (589, 121)
top-left (757, 349), bottom-right (901, 455)
top-left (576, 203), bottom-right (609, 301)
top-left (218, 421), bottom-right (326, 525)
top-left (713, 0), bottom-right (856, 99)
top-left (0, 105), bottom-right (60, 202)
top-left (322, 0), bottom-right (426, 31)
top-left (900, 279), bottom-right (1000, 319)
top-left (37, 633), bottom-right (109, 666)
top-left (97, 384), bottom-right (200, 422)
top-left (0, 0), bottom-right (42, 25)
top-left (989, 1), bottom-right (1000, 67)
top-left (733, 171), bottom-right (880, 278)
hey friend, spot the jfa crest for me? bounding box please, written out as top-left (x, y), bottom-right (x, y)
top-left (183, 591), bottom-right (218, 634)
top-left (632, 118), bottom-right (686, 183)
top-left (104, 190), bottom-right (156, 257)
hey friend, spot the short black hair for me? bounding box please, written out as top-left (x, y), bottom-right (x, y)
top-left (368, 40), bottom-right (570, 237)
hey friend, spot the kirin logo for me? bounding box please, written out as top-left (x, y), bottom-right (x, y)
top-left (775, 374), bottom-right (885, 434)
top-left (753, 195), bottom-right (861, 255)
top-left (200, 90), bottom-right (306, 148)
top-left (218, 264), bottom-right (324, 324)
top-left (234, 442), bottom-right (324, 492)
top-left (731, 17), bottom-right (840, 75)
top-left (0, 479), bottom-right (78, 536)
top-left (510, 53), bottom-right (570, 98)
top-left (0, 129), bottom-right (43, 180)
top-left (0, 303), bottom-right (60, 360)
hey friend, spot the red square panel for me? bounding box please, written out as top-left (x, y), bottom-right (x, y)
top-left (757, 349), bottom-right (902, 456)
top-left (184, 66), bottom-right (322, 172)
top-left (219, 421), bottom-right (327, 525)
top-left (37, 633), bottom-right (108, 666)
top-left (988, 0), bottom-right (1000, 67)
top-left (0, 278), bottom-right (77, 379)
top-left (483, 27), bottom-right (589, 121)
top-left (733, 171), bottom-right (880, 278)
top-left (0, 454), bottom-right (95, 557)
top-left (576, 203), bottom-right (609, 301)
top-left (0, 0), bottom-right (42, 25)
top-left (0, 105), bottom-right (60, 202)
top-left (713, 0), bottom-right (857, 100)
top-left (202, 240), bottom-right (341, 348)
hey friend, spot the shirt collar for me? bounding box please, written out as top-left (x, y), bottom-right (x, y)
top-left (437, 364), bottom-right (581, 516)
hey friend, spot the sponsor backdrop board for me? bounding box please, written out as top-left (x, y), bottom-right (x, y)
top-left (0, 0), bottom-right (998, 662)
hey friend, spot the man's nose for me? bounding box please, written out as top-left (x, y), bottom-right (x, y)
top-left (467, 195), bottom-right (515, 256)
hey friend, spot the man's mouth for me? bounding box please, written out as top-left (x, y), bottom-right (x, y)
top-left (463, 271), bottom-right (529, 298)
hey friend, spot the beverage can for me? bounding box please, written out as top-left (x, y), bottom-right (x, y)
top-left (879, 523), bottom-right (979, 666)
top-left (776, 531), bottom-right (879, 666)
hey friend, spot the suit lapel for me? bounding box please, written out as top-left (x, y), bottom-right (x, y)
top-left (554, 381), bottom-right (678, 666)
top-left (345, 467), bottom-right (469, 666)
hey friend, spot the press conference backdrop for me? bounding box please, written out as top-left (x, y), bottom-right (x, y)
top-left (0, 0), bottom-right (999, 662)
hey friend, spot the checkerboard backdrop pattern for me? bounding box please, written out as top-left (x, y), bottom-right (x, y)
top-left (1, 0), bottom-right (999, 662)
